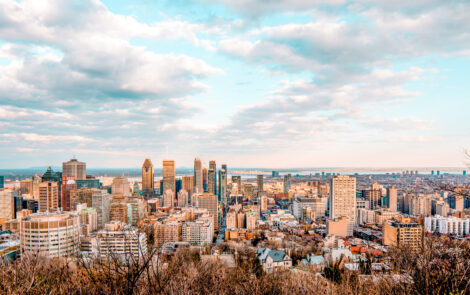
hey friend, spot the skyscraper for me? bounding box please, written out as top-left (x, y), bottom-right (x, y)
top-left (163, 160), bottom-right (176, 197)
top-left (38, 182), bottom-right (59, 212)
top-left (218, 169), bottom-right (227, 204)
top-left (387, 186), bottom-right (397, 212)
top-left (141, 158), bottom-right (154, 195)
top-left (197, 193), bottom-right (219, 230)
top-left (62, 158), bottom-right (86, 180)
top-left (194, 158), bottom-right (203, 193)
top-left (0, 189), bottom-right (14, 220)
top-left (61, 177), bottom-right (76, 211)
top-left (257, 175), bottom-right (264, 192)
top-left (329, 175), bottom-right (356, 236)
top-left (182, 176), bottom-right (194, 195)
top-left (111, 176), bottom-right (131, 197)
top-left (209, 160), bottom-right (217, 194)
top-left (208, 169), bottom-right (216, 195)
top-left (203, 167), bottom-right (208, 192)
top-left (283, 174), bottom-right (292, 194)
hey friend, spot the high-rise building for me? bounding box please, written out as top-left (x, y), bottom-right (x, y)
top-left (178, 190), bottom-right (189, 207)
top-left (209, 160), bottom-right (217, 194)
top-left (194, 158), bottom-right (203, 194)
top-left (70, 188), bottom-right (94, 210)
top-left (383, 219), bottom-right (423, 251)
top-left (92, 190), bottom-right (111, 229)
top-left (38, 182), bottom-right (59, 212)
top-left (163, 160), bottom-right (176, 197)
top-left (61, 177), bottom-right (76, 211)
top-left (0, 176), bottom-right (4, 189)
top-left (111, 176), bottom-right (131, 197)
top-left (181, 216), bottom-right (213, 245)
top-left (141, 158), bottom-right (154, 195)
top-left (260, 192), bottom-right (268, 212)
top-left (231, 176), bottom-right (241, 194)
top-left (329, 175), bottom-right (356, 236)
top-left (387, 186), bottom-right (397, 212)
top-left (62, 158), bottom-right (86, 180)
top-left (20, 212), bottom-right (80, 257)
top-left (182, 176), bottom-right (194, 196)
top-left (257, 175), bottom-right (264, 192)
top-left (154, 221), bottom-right (180, 247)
top-left (218, 169), bottom-right (227, 204)
top-left (362, 189), bottom-right (382, 210)
top-left (197, 193), bottom-right (219, 230)
top-left (208, 169), bottom-right (216, 195)
top-left (283, 174), bottom-right (292, 194)
top-left (95, 222), bottom-right (148, 260)
top-left (163, 189), bottom-right (174, 208)
top-left (203, 167), bottom-right (208, 192)
top-left (110, 203), bottom-right (128, 224)
top-left (0, 189), bottom-right (15, 220)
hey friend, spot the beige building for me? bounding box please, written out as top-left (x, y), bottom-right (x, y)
top-left (141, 158), bottom-right (154, 194)
top-left (0, 189), bottom-right (15, 220)
top-left (163, 189), bottom-right (174, 208)
top-left (39, 182), bottom-right (59, 212)
top-left (20, 212), bottom-right (80, 257)
top-left (182, 176), bottom-right (194, 196)
top-left (62, 158), bottom-right (86, 180)
top-left (154, 221), bottom-right (180, 247)
top-left (387, 186), bottom-right (398, 212)
top-left (163, 160), bottom-right (176, 197)
top-left (112, 176), bottom-right (131, 197)
top-left (197, 193), bottom-right (219, 230)
top-left (177, 190), bottom-right (189, 207)
top-left (329, 175), bottom-right (356, 236)
top-left (95, 222), bottom-right (148, 260)
top-left (194, 158), bottom-right (203, 194)
top-left (327, 217), bottom-right (349, 237)
top-left (110, 203), bottom-right (128, 224)
top-left (383, 219), bottom-right (423, 251)
top-left (70, 188), bottom-right (94, 210)
top-left (260, 193), bottom-right (268, 212)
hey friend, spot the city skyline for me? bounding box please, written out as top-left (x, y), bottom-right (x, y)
top-left (1, 0), bottom-right (469, 168)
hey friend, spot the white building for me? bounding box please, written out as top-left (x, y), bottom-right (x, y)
top-left (292, 196), bottom-right (325, 220)
top-left (20, 212), bottom-right (80, 257)
top-left (424, 215), bottom-right (470, 236)
top-left (181, 216), bottom-right (213, 245)
top-left (95, 222), bottom-right (148, 261)
top-left (330, 175), bottom-right (356, 236)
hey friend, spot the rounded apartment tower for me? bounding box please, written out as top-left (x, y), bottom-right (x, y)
top-left (20, 212), bottom-right (80, 257)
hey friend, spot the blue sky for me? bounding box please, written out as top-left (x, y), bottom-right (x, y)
top-left (0, 0), bottom-right (469, 168)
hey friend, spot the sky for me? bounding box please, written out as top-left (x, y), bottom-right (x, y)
top-left (0, 0), bottom-right (469, 169)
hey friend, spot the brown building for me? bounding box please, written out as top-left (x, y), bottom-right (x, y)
top-left (141, 158), bottom-right (154, 195)
top-left (61, 177), bottom-right (77, 211)
top-left (62, 158), bottom-right (86, 180)
top-left (110, 203), bottom-right (128, 224)
top-left (70, 188), bottom-right (94, 210)
top-left (163, 160), bottom-right (176, 197)
top-left (182, 176), bottom-right (194, 195)
top-left (39, 182), bottom-right (59, 212)
top-left (383, 218), bottom-right (423, 251)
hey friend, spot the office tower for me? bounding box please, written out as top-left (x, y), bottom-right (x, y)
top-left (222, 164), bottom-right (227, 172)
top-left (194, 158), bottom-right (203, 193)
top-left (237, 212), bottom-right (245, 228)
top-left (61, 177), bottom-right (76, 211)
top-left (362, 189), bottom-right (382, 210)
top-left (387, 186), bottom-right (397, 212)
top-left (0, 189), bottom-right (15, 220)
top-left (20, 179), bottom-right (33, 195)
top-left (182, 176), bottom-right (194, 195)
top-left (209, 160), bottom-right (217, 194)
top-left (110, 203), bottom-right (128, 224)
top-left (70, 188), bottom-right (94, 210)
top-left (329, 175), bottom-right (356, 236)
top-left (203, 167), bottom-right (208, 192)
top-left (176, 190), bottom-right (188, 207)
top-left (0, 176), bottom-right (4, 189)
top-left (92, 190), bottom-right (111, 229)
top-left (232, 175), bottom-right (241, 194)
top-left (127, 197), bottom-right (147, 226)
top-left (218, 169), bottom-right (227, 204)
top-left (111, 176), bottom-right (131, 197)
top-left (20, 212), bottom-right (80, 257)
top-left (208, 169), bottom-right (216, 196)
top-left (175, 179), bottom-right (182, 195)
top-left (38, 182), bottom-right (59, 212)
top-left (257, 175), bottom-right (264, 192)
top-left (383, 219), bottom-right (423, 251)
top-left (62, 158), bottom-right (86, 180)
top-left (141, 158), bottom-right (154, 195)
top-left (409, 194), bottom-right (432, 216)
top-left (197, 193), bottom-right (218, 230)
top-left (283, 174), bottom-right (292, 194)
top-left (163, 160), bottom-right (176, 197)
top-left (163, 189), bottom-right (174, 208)
top-left (96, 223), bottom-right (148, 260)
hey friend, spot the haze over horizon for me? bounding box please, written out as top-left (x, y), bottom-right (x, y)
top-left (0, 0), bottom-right (469, 168)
